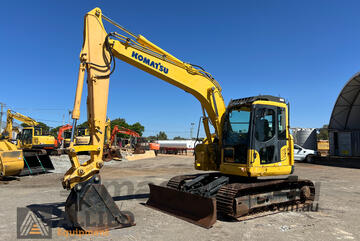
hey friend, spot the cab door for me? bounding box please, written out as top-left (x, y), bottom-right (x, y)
top-left (251, 105), bottom-right (287, 165)
top-left (20, 128), bottom-right (33, 149)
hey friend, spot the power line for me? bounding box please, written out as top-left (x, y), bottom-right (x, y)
top-left (145, 130), bottom-right (189, 133)
top-left (7, 107), bottom-right (65, 111)
top-left (35, 118), bottom-right (64, 123)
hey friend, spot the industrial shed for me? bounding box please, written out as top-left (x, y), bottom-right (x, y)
top-left (329, 72), bottom-right (360, 156)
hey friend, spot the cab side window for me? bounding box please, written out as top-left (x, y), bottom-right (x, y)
top-left (22, 129), bottom-right (32, 141)
top-left (255, 108), bottom-right (275, 142)
top-left (278, 107), bottom-right (286, 140)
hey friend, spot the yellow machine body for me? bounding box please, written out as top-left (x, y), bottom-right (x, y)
top-left (195, 100), bottom-right (294, 177)
top-left (63, 131), bottom-right (72, 147)
top-left (18, 126), bottom-right (55, 150)
top-left (75, 128), bottom-right (90, 145)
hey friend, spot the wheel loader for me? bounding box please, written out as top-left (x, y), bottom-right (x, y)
top-left (61, 8), bottom-right (315, 231)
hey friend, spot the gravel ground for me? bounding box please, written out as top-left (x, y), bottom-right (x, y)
top-left (0, 154), bottom-right (359, 240)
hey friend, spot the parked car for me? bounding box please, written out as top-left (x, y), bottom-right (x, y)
top-left (294, 144), bottom-right (317, 162)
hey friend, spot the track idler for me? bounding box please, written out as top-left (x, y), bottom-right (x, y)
top-left (146, 184), bottom-right (217, 228)
top-left (65, 175), bottom-right (135, 231)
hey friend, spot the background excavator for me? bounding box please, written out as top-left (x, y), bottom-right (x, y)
top-left (74, 127), bottom-right (90, 145)
top-left (62, 8), bottom-right (315, 231)
top-left (55, 124), bottom-right (72, 149)
top-left (108, 124), bottom-right (140, 152)
top-left (103, 121), bottom-right (159, 160)
top-left (0, 109), bottom-right (54, 176)
top-left (110, 125), bottom-right (160, 154)
top-left (102, 118), bottom-right (122, 161)
top-left (110, 125), bottom-right (140, 145)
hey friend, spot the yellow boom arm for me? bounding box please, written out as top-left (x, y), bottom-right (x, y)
top-left (3, 109), bottom-right (39, 140)
top-left (63, 7), bottom-right (226, 189)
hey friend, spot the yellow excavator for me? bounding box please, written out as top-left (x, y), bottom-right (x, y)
top-left (62, 126), bottom-right (90, 147)
top-left (75, 127), bottom-right (90, 145)
top-left (1, 109), bottom-right (54, 175)
top-left (63, 8), bottom-right (315, 231)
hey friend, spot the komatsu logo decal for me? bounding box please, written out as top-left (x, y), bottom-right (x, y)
top-left (131, 51), bottom-right (169, 74)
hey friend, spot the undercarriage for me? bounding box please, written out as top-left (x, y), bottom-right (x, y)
top-left (147, 173), bottom-right (315, 228)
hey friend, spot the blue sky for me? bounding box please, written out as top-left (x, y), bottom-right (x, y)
top-left (1, 0), bottom-right (360, 138)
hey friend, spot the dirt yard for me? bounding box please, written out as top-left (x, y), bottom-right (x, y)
top-left (1, 154), bottom-right (359, 240)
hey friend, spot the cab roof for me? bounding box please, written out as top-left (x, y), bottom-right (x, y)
top-left (228, 95), bottom-right (286, 108)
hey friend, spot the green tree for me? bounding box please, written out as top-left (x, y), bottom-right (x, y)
top-left (156, 131), bottom-right (167, 140)
top-left (173, 136), bottom-right (186, 140)
top-left (110, 118), bottom-right (145, 136)
top-left (147, 135), bottom-right (157, 141)
top-left (130, 122), bottom-right (145, 136)
top-left (110, 118), bottom-right (127, 130)
top-left (77, 121), bottom-right (89, 129)
top-left (50, 125), bottom-right (62, 137)
top-left (317, 124), bottom-right (329, 140)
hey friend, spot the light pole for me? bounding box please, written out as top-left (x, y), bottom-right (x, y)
top-left (190, 122), bottom-right (195, 139)
top-left (0, 102), bottom-right (5, 132)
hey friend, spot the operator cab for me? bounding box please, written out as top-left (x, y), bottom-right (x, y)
top-left (77, 127), bottom-right (89, 136)
top-left (17, 126), bottom-right (46, 144)
top-left (222, 95), bottom-right (288, 166)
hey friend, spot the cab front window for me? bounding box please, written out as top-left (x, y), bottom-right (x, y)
top-left (222, 107), bottom-right (251, 164)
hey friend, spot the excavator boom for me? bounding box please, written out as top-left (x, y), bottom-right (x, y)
top-left (3, 109), bottom-right (38, 140)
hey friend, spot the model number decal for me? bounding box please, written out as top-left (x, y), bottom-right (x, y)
top-left (131, 51), bottom-right (169, 74)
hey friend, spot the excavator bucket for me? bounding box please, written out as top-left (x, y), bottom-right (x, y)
top-left (65, 175), bottom-right (135, 232)
top-left (19, 152), bottom-right (54, 176)
top-left (0, 150), bottom-right (24, 176)
top-left (0, 140), bottom-right (24, 177)
top-left (146, 184), bottom-right (217, 228)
